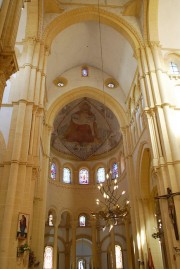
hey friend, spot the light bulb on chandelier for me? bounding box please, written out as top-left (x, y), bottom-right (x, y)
top-left (91, 169), bottom-right (130, 231)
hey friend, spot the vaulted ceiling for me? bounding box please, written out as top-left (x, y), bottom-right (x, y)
top-left (46, 21), bottom-right (137, 99)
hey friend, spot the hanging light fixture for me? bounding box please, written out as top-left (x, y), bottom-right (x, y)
top-left (91, 1), bottom-right (130, 232)
top-left (91, 169), bottom-right (130, 231)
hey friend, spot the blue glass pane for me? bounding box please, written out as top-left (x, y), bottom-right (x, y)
top-left (79, 169), bottom-right (89, 184)
top-left (170, 62), bottom-right (179, 75)
top-left (50, 163), bottom-right (56, 180)
top-left (63, 168), bottom-right (71, 183)
top-left (112, 163), bottom-right (118, 179)
top-left (97, 167), bottom-right (105, 183)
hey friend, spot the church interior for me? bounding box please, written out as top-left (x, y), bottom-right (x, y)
top-left (0, 0), bottom-right (180, 269)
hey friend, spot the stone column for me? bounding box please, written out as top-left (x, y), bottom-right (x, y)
top-left (53, 222), bottom-right (58, 269)
top-left (124, 218), bottom-right (133, 269)
top-left (65, 225), bottom-right (70, 269)
top-left (110, 227), bottom-right (116, 269)
top-left (96, 226), bottom-right (101, 269)
top-left (0, 101), bottom-right (28, 268)
top-left (91, 220), bottom-right (97, 269)
top-left (71, 221), bottom-right (77, 269)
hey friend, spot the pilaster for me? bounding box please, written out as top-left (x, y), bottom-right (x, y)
top-left (71, 220), bottom-right (77, 269)
top-left (124, 218), bottom-right (133, 269)
top-left (91, 220), bottom-right (98, 269)
top-left (110, 227), bottom-right (116, 269)
top-left (53, 222), bottom-right (58, 269)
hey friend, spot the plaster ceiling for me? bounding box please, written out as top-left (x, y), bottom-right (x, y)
top-left (46, 21), bottom-right (137, 98)
top-left (51, 97), bottom-right (121, 160)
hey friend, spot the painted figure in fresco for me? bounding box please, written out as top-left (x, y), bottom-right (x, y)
top-left (19, 215), bottom-right (26, 237)
top-left (64, 102), bottom-right (99, 144)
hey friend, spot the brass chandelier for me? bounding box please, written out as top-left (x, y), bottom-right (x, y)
top-left (91, 170), bottom-right (130, 231)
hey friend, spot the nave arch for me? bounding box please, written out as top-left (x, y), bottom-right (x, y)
top-left (42, 6), bottom-right (143, 51)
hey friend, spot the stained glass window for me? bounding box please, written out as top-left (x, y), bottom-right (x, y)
top-left (112, 162), bottom-right (118, 179)
top-left (50, 163), bottom-right (56, 180)
top-left (43, 246), bottom-right (53, 269)
top-left (79, 169), bottom-right (89, 184)
top-left (97, 167), bottom-right (105, 183)
top-left (115, 245), bottom-right (123, 269)
top-left (63, 168), bottom-right (71, 184)
top-left (170, 62), bottom-right (179, 75)
top-left (81, 67), bottom-right (88, 77)
top-left (78, 259), bottom-right (85, 269)
top-left (48, 214), bottom-right (53, 226)
top-left (79, 215), bottom-right (86, 227)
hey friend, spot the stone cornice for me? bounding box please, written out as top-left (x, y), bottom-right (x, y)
top-left (48, 179), bottom-right (98, 190)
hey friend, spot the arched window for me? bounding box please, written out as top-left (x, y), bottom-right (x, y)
top-left (97, 167), bottom-right (105, 183)
top-left (43, 246), bottom-right (53, 269)
top-left (63, 167), bottom-right (71, 184)
top-left (170, 62), bottom-right (179, 75)
top-left (115, 245), bottom-right (123, 269)
top-left (48, 213), bottom-right (53, 226)
top-left (79, 215), bottom-right (86, 227)
top-left (50, 163), bottom-right (56, 180)
top-left (81, 66), bottom-right (88, 77)
top-left (112, 162), bottom-right (118, 179)
top-left (79, 168), bottom-right (89, 184)
top-left (78, 258), bottom-right (86, 269)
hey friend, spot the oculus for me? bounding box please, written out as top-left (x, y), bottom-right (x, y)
top-left (53, 76), bottom-right (67, 87)
top-left (105, 78), bottom-right (119, 89)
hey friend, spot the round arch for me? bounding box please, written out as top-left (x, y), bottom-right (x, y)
top-left (43, 7), bottom-right (143, 50)
top-left (59, 208), bottom-right (73, 222)
top-left (137, 142), bottom-right (152, 199)
top-left (46, 86), bottom-right (127, 129)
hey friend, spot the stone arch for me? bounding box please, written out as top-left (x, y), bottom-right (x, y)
top-left (60, 209), bottom-right (73, 221)
top-left (46, 206), bottom-right (58, 225)
top-left (60, 210), bottom-right (72, 226)
top-left (46, 87), bottom-right (127, 129)
top-left (139, 146), bottom-right (151, 199)
top-left (43, 7), bottom-right (143, 50)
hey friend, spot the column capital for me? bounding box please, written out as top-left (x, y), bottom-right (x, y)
top-left (0, 51), bottom-right (18, 80)
top-left (148, 41), bottom-right (161, 49)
